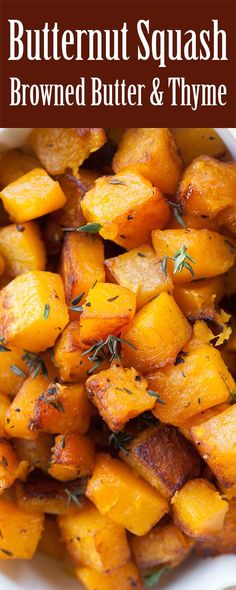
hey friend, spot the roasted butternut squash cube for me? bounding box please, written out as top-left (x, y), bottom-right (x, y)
top-left (0, 344), bottom-right (27, 396)
top-left (173, 277), bottom-right (225, 321)
top-left (183, 320), bottom-right (214, 353)
top-left (172, 479), bottom-right (228, 539)
top-left (177, 156), bottom-right (236, 218)
top-left (0, 148), bottom-right (40, 188)
top-left (5, 370), bottom-right (55, 440)
top-left (0, 499), bottom-right (44, 559)
top-left (149, 345), bottom-right (233, 426)
top-left (31, 381), bottom-right (90, 435)
top-left (191, 405), bottom-right (236, 489)
top-left (113, 128), bottom-right (183, 195)
top-left (80, 283), bottom-right (136, 344)
top-left (60, 233), bottom-right (105, 318)
top-left (0, 394), bottom-right (11, 437)
top-left (195, 498), bottom-right (236, 556)
top-left (15, 472), bottom-right (80, 515)
top-left (0, 222), bottom-right (46, 278)
top-left (59, 500), bottom-right (130, 573)
top-left (172, 128), bottom-right (226, 165)
top-left (86, 364), bottom-right (156, 432)
top-left (121, 292), bottom-right (191, 373)
top-left (0, 271), bottom-right (69, 351)
top-left (81, 171), bottom-right (170, 249)
top-left (120, 424), bottom-right (200, 498)
top-left (179, 403), bottom-right (230, 442)
top-left (30, 128), bottom-right (106, 176)
top-left (13, 433), bottom-right (53, 472)
top-left (0, 440), bottom-right (20, 493)
top-left (49, 433), bottom-right (95, 481)
top-left (54, 322), bottom-right (96, 382)
top-left (76, 561), bottom-right (143, 590)
top-left (130, 522), bottom-right (193, 570)
top-left (38, 516), bottom-right (65, 560)
top-left (105, 245), bottom-right (173, 310)
top-left (152, 228), bottom-right (235, 283)
top-left (86, 454), bottom-right (168, 536)
top-left (0, 168), bottom-right (66, 223)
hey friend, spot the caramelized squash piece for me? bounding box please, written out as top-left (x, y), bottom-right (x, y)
top-left (152, 228), bottom-right (235, 283)
top-left (59, 500), bottom-right (130, 573)
top-left (76, 561), bottom-right (143, 590)
top-left (195, 498), bottom-right (236, 557)
top-left (113, 128), bottom-right (183, 194)
top-left (0, 498), bottom-right (44, 559)
top-left (173, 277), bottom-right (225, 321)
top-left (80, 283), bottom-right (136, 344)
top-left (172, 128), bottom-right (226, 165)
top-left (60, 232), bottom-right (105, 316)
top-left (13, 433), bottom-right (53, 472)
top-left (86, 453), bottom-right (168, 536)
top-left (30, 128), bottom-right (106, 176)
top-left (0, 168), bottom-right (66, 223)
top-left (177, 156), bottom-right (236, 218)
top-left (0, 271), bottom-right (69, 352)
top-left (86, 364), bottom-right (156, 432)
top-left (149, 345), bottom-right (233, 426)
top-left (38, 516), bottom-right (65, 560)
top-left (105, 244), bottom-right (173, 310)
top-left (191, 405), bottom-right (236, 489)
top-left (0, 222), bottom-right (46, 278)
top-left (31, 381), bottom-right (90, 435)
top-left (130, 521), bottom-right (194, 570)
top-left (0, 440), bottom-right (21, 493)
top-left (15, 472), bottom-right (79, 515)
top-left (172, 479), bottom-right (228, 539)
top-left (0, 148), bottom-right (40, 188)
top-left (54, 321), bottom-right (95, 382)
top-left (0, 394), bottom-right (11, 437)
top-left (120, 424), bottom-right (200, 498)
top-left (49, 433), bottom-right (95, 481)
top-left (121, 292), bottom-right (191, 373)
top-left (81, 171), bottom-right (170, 249)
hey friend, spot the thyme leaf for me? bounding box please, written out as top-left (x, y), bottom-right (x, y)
top-left (43, 304), bottom-right (50, 320)
top-left (168, 200), bottom-right (186, 228)
top-left (147, 390), bottom-right (165, 404)
top-left (144, 566), bottom-right (170, 587)
top-left (82, 335), bottom-right (136, 374)
top-left (62, 223), bottom-right (102, 234)
top-left (161, 245), bottom-right (195, 278)
top-left (65, 488), bottom-right (84, 508)
top-left (109, 432), bottom-right (134, 454)
top-left (10, 365), bottom-right (27, 378)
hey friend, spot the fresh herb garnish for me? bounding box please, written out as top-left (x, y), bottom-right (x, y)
top-left (62, 222), bottom-right (102, 234)
top-left (109, 178), bottom-right (126, 185)
top-left (161, 245), bottom-right (195, 278)
top-left (0, 548), bottom-right (13, 556)
top-left (137, 252), bottom-right (146, 258)
top-left (0, 337), bottom-right (11, 353)
top-left (82, 335), bottom-right (136, 374)
top-left (43, 304), bottom-right (50, 320)
top-left (1, 456), bottom-right (8, 467)
top-left (49, 400), bottom-right (65, 413)
top-left (168, 201), bottom-right (186, 228)
top-left (10, 365), bottom-right (27, 378)
top-left (107, 296), bottom-right (119, 302)
top-left (22, 351), bottom-right (48, 379)
top-left (69, 292), bottom-right (85, 313)
top-left (109, 432), bottom-right (134, 454)
top-left (143, 566), bottom-right (170, 587)
top-left (147, 390), bottom-right (165, 404)
top-left (65, 488), bottom-right (84, 508)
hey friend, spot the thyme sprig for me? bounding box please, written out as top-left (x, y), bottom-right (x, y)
top-left (65, 487), bottom-right (84, 508)
top-left (168, 200), bottom-right (186, 228)
top-left (108, 432), bottom-right (134, 454)
top-left (62, 222), bottom-right (102, 234)
top-left (22, 351), bottom-right (48, 379)
top-left (147, 390), bottom-right (165, 404)
top-left (82, 335), bottom-right (136, 374)
top-left (143, 566), bottom-right (171, 587)
top-left (69, 292), bottom-right (85, 313)
top-left (161, 245), bottom-right (195, 278)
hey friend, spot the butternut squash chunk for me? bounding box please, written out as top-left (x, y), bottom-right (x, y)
top-left (173, 277), bottom-right (225, 321)
top-left (113, 128), bottom-right (183, 194)
top-left (76, 561), bottom-right (143, 590)
top-left (49, 433), bottom-right (95, 481)
top-left (105, 244), bottom-right (173, 310)
top-left (30, 128), bottom-right (106, 176)
top-left (152, 228), bottom-right (235, 283)
top-left (130, 522), bottom-right (194, 570)
top-left (121, 292), bottom-right (191, 373)
top-left (59, 500), bottom-right (130, 573)
top-left (172, 128), bottom-right (226, 165)
top-left (120, 424), bottom-right (200, 498)
top-left (0, 148), bottom-right (40, 188)
top-left (80, 283), bottom-right (136, 344)
top-left (0, 222), bottom-right (46, 278)
top-left (60, 232), bottom-right (105, 317)
top-left (0, 394), bottom-right (11, 437)
top-left (15, 473), bottom-right (80, 515)
top-left (191, 405), bottom-right (236, 489)
top-left (86, 364), bottom-right (156, 432)
top-left (31, 381), bottom-right (90, 435)
top-left (13, 433), bottom-right (53, 472)
top-left (149, 345), bottom-right (234, 426)
top-left (54, 321), bottom-right (96, 382)
top-left (195, 498), bottom-right (236, 557)
top-left (0, 271), bottom-right (69, 352)
top-left (177, 156), bottom-right (236, 218)
top-left (86, 453), bottom-right (168, 536)
top-left (0, 168), bottom-right (66, 223)
top-left (81, 171), bottom-right (170, 249)
top-left (179, 403), bottom-right (230, 442)
top-left (0, 344), bottom-right (27, 396)
top-left (172, 479), bottom-right (228, 539)
top-left (0, 440), bottom-right (21, 493)
top-left (38, 516), bottom-right (65, 560)
top-left (0, 498), bottom-right (44, 559)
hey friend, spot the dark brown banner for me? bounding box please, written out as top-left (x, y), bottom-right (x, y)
top-left (0, 0), bottom-right (236, 126)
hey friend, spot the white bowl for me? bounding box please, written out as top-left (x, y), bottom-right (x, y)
top-left (0, 127), bottom-right (236, 590)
